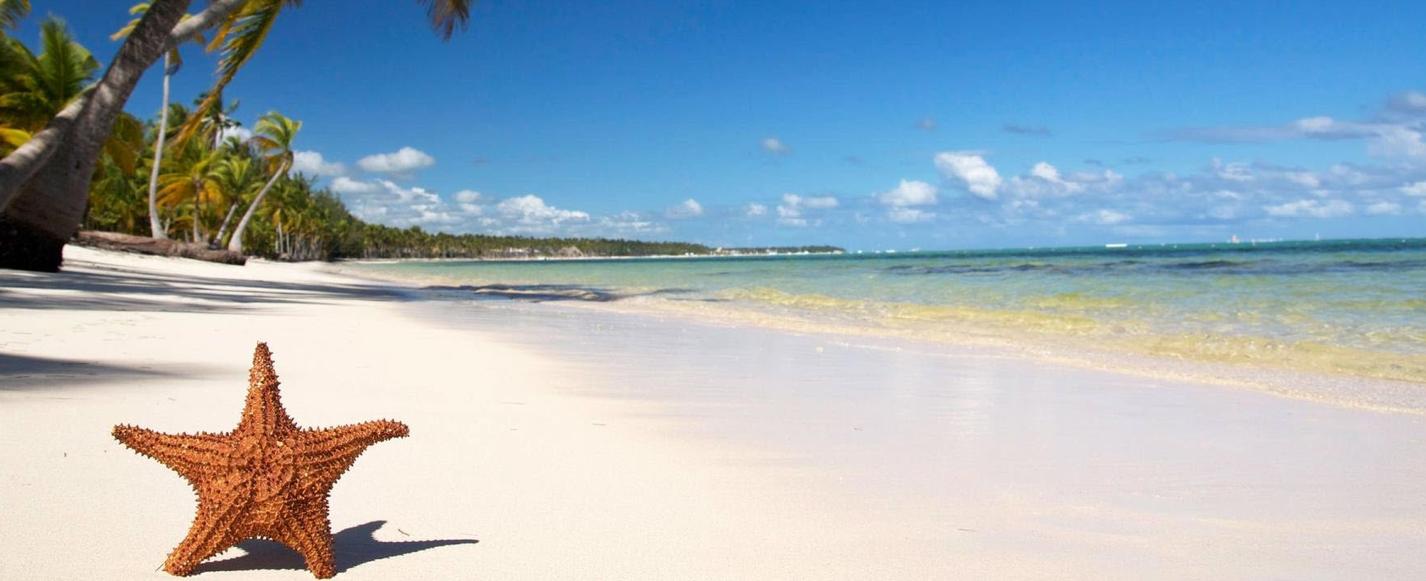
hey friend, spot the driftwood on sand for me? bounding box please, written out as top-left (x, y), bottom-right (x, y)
top-left (73, 231), bottom-right (248, 266)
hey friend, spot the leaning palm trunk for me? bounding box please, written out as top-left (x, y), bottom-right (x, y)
top-left (146, 53), bottom-right (174, 240)
top-left (0, 0), bottom-right (247, 271)
top-left (190, 184), bottom-right (202, 243)
top-left (213, 202), bottom-right (238, 247)
top-left (227, 160), bottom-right (287, 254)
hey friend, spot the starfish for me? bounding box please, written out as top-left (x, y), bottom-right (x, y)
top-left (114, 342), bottom-right (409, 578)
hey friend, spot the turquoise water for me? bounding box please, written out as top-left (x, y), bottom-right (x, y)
top-left (354, 238), bottom-right (1426, 382)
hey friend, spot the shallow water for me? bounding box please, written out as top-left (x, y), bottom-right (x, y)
top-left (407, 297), bottom-right (1426, 579)
top-left (353, 238), bottom-right (1426, 383)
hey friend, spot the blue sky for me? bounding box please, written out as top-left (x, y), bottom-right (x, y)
top-left (19, 0), bottom-right (1426, 250)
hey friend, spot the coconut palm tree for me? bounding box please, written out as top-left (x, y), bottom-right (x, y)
top-left (87, 113), bottom-right (148, 233)
top-left (156, 141), bottom-right (222, 243)
top-left (112, 3), bottom-right (205, 240)
top-left (0, 17), bottom-right (99, 142)
top-left (209, 150), bottom-right (258, 246)
top-left (227, 110), bottom-right (297, 253)
top-left (0, 0), bottom-right (471, 271)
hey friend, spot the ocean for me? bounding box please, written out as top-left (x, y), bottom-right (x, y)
top-left (351, 238), bottom-right (1426, 385)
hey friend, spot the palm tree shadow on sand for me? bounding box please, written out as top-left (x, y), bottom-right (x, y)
top-left (193, 521), bottom-right (477, 575)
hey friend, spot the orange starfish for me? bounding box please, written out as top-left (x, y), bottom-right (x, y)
top-left (114, 342), bottom-right (409, 578)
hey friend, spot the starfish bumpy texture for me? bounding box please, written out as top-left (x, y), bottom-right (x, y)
top-left (114, 342), bottom-right (409, 578)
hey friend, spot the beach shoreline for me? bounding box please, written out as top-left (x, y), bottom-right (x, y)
top-left (330, 258), bottom-right (1426, 417)
top-left (4, 248), bottom-right (1426, 579)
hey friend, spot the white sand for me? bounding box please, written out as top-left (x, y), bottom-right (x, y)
top-left (2, 247), bottom-right (1425, 579)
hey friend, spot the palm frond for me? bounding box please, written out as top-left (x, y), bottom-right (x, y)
top-left (0, 0), bottom-right (30, 31)
top-left (36, 17), bottom-right (99, 110)
top-left (418, 0), bottom-right (471, 41)
top-left (176, 0), bottom-right (289, 144)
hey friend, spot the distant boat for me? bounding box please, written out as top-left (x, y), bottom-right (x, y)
top-left (1105, 243), bottom-right (1128, 249)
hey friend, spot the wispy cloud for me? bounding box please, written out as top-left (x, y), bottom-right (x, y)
top-left (775, 193), bottom-right (838, 227)
top-left (665, 198), bottom-right (704, 219)
top-left (1166, 93), bottom-right (1426, 162)
top-left (761, 137), bottom-right (789, 155)
top-left (1003, 123), bottom-right (1051, 137)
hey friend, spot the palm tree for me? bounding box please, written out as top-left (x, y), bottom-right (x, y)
top-left (112, 3), bottom-right (205, 240)
top-left (156, 142), bottom-right (221, 243)
top-left (0, 17), bottom-right (99, 140)
top-left (0, 0), bottom-right (471, 271)
top-left (209, 150), bottom-right (257, 246)
top-left (227, 111), bottom-right (297, 253)
top-left (87, 113), bottom-right (148, 233)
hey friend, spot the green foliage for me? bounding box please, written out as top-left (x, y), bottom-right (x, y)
top-left (0, 16), bottom-right (98, 135)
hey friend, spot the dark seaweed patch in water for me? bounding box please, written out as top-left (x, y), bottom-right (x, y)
top-left (425, 284), bottom-right (695, 302)
top-left (1162, 260), bottom-right (1253, 270)
top-left (1334, 259), bottom-right (1426, 271)
top-left (884, 263), bottom-right (1057, 276)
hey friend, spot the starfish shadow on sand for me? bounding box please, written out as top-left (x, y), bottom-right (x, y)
top-left (193, 521), bottom-right (478, 575)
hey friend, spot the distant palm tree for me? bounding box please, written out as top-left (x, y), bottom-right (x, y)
top-left (157, 143), bottom-right (222, 243)
top-left (112, 3), bottom-right (205, 240)
top-left (0, 0), bottom-right (471, 271)
top-left (210, 151), bottom-right (258, 246)
top-left (227, 111), bottom-right (298, 253)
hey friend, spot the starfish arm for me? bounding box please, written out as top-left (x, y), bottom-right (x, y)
top-left (271, 502), bottom-right (337, 579)
top-left (112, 425), bottom-right (232, 485)
top-left (236, 343), bottom-right (299, 435)
top-left (163, 492), bottom-right (251, 576)
top-left (295, 420), bottom-right (410, 489)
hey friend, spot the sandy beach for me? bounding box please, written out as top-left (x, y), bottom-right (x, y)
top-left (3, 247), bottom-right (1425, 580)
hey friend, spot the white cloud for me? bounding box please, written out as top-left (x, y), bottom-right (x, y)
top-left (665, 198), bottom-right (704, 219)
top-left (453, 189), bottom-right (483, 203)
top-left (1004, 162), bottom-right (1103, 197)
top-left (1365, 201), bottom-right (1403, 215)
top-left (878, 179), bottom-right (938, 207)
top-left (1263, 198), bottom-right (1354, 218)
top-left (761, 137), bottom-right (788, 155)
top-left (774, 194), bottom-right (837, 227)
top-left (745, 203), bottom-right (767, 217)
top-left (332, 177), bottom-right (459, 227)
top-left (330, 176), bottom-right (380, 194)
top-left (1387, 91), bottom-right (1426, 115)
top-left (1089, 209), bottom-right (1131, 225)
top-left (291, 150), bottom-right (346, 177)
top-left (595, 211), bottom-right (668, 235)
top-left (887, 207), bottom-right (935, 223)
top-left (377, 179), bottom-right (439, 204)
top-left (357, 146), bottom-right (435, 174)
top-left (495, 195), bottom-right (590, 229)
top-left (1399, 181), bottom-right (1426, 196)
top-left (1174, 108), bottom-right (1426, 162)
top-left (934, 152), bottom-right (1003, 200)
top-left (220, 125), bottom-right (252, 143)
top-left (796, 194), bottom-right (839, 209)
